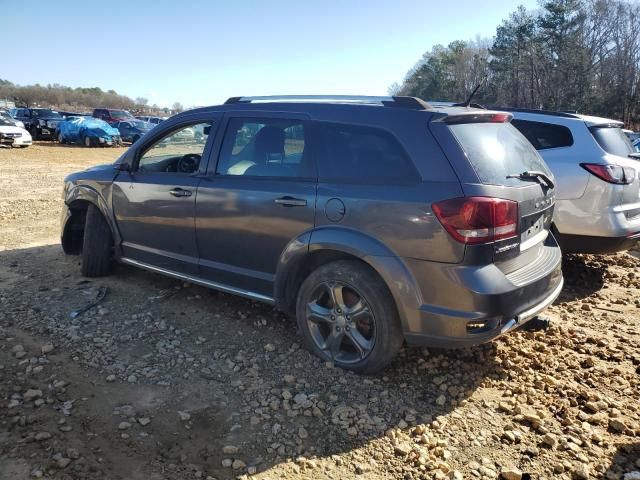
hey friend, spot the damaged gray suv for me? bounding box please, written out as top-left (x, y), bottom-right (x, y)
top-left (61, 95), bottom-right (563, 373)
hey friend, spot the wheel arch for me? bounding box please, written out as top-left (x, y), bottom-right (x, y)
top-left (62, 186), bottom-right (119, 255)
top-left (274, 226), bottom-right (422, 334)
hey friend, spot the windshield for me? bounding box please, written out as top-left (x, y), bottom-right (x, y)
top-left (590, 126), bottom-right (634, 157)
top-left (448, 121), bottom-right (552, 186)
top-left (130, 120), bottom-right (150, 129)
top-left (0, 118), bottom-right (14, 126)
top-left (110, 110), bottom-right (133, 119)
top-left (32, 109), bottom-right (62, 118)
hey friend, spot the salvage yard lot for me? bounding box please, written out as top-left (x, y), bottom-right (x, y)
top-left (0, 143), bottom-right (639, 480)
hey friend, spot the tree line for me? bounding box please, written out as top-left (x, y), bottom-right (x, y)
top-left (393, 0), bottom-right (640, 127)
top-left (0, 79), bottom-right (184, 114)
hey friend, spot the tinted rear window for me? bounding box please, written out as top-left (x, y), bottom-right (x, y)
top-left (448, 122), bottom-right (551, 186)
top-left (590, 126), bottom-right (634, 157)
top-left (317, 122), bottom-right (417, 183)
top-left (511, 119), bottom-right (573, 150)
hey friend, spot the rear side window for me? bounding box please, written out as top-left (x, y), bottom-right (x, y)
top-left (316, 122), bottom-right (416, 183)
top-left (216, 118), bottom-right (311, 178)
top-left (590, 126), bottom-right (634, 157)
top-left (511, 119), bottom-right (573, 150)
top-left (448, 121), bottom-right (552, 186)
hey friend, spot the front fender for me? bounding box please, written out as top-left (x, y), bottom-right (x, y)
top-left (63, 184), bottom-right (121, 250)
top-left (275, 226), bottom-right (423, 335)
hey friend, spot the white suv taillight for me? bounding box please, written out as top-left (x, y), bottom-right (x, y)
top-left (432, 197), bottom-right (519, 245)
top-left (580, 163), bottom-right (636, 185)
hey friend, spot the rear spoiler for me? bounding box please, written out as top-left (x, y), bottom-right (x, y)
top-left (443, 112), bottom-right (512, 125)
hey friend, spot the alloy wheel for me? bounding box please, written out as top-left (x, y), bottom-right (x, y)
top-left (305, 281), bottom-right (376, 364)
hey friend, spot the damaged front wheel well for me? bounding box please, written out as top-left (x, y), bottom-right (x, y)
top-left (61, 200), bottom-right (92, 255)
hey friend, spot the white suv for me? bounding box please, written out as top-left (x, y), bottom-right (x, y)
top-left (508, 109), bottom-right (640, 253)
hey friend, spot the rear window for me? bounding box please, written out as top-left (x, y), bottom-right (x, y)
top-left (590, 126), bottom-right (634, 157)
top-left (511, 119), bottom-right (573, 150)
top-left (316, 122), bottom-right (417, 184)
top-left (448, 121), bottom-right (551, 186)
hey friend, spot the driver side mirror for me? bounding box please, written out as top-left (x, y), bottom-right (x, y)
top-left (114, 162), bottom-right (131, 172)
top-left (203, 125), bottom-right (211, 135)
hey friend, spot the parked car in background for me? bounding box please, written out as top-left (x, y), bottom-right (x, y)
top-left (0, 116), bottom-right (32, 147)
top-left (60, 95), bottom-right (562, 373)
top-left (58, 111), bottom-right (91, 119)
top-left (0, 110), bottom-right (25, 129)
top-left (58, 117), bottom-right (121, 147)
top-left (633, 137), bottom-right (640, 152)
top-left (506, 108), bottom-right (639, 254)
top-left (14, 108), bottom-right (64, 140)
top-left (92, 108), bottom-right (134, 125)
top-left (136, 115), bottom-right (165, 125)
top-left (113, 119), bottom-right (153, 143)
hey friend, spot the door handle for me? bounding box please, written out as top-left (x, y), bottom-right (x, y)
top-left (274, 196), bottom-right (307, 207)
top-left (169, 188), bottom-right (193, 198)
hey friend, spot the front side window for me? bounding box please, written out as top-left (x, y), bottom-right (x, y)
top-left (316, 122), bottom-right (416, 183)
top-left (138, 122), bottom-right (212, 174)
top-left (511, 119), bottom-right (573, 150)
top-left (216, 118), bottom-right (310, 178)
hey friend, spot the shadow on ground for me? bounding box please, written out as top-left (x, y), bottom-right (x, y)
top-left (605, 442), bottom-right (640, 479)
top-left (0, 244), bottom-right (507, 479)
top-left (5, 244), bottom-right (619, 479)
top-left (557, 254), bottom-right (606, 302)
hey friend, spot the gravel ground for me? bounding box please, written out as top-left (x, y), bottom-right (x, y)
top-left (0, 143), bottom-right (639, 480)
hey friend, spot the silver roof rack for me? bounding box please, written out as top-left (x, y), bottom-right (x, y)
top-left (224, 95), bottom-right (430, 110)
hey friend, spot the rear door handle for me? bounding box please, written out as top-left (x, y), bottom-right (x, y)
top-left (274, 196), bottom-right (307, 207)
top-left (169, 188), bottom-right (192, 198)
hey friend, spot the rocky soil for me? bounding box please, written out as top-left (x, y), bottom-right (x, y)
top-left (0, 143), bottom-right (639, 480)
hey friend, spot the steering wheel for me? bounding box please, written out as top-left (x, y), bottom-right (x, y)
top-left (177, 153), bottom-right (201, 173)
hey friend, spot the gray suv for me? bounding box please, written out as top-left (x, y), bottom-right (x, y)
top-left (61, 95), bottom-right (563, 373)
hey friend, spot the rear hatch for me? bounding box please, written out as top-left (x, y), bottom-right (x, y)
top-left (429, 110), bottom-right (557, 275)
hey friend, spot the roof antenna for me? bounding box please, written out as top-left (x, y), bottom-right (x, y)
top-left (454, 77), bottom-right (487, 108)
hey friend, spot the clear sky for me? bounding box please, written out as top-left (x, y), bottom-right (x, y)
top-left (1, 0), bottom-right (538, 108)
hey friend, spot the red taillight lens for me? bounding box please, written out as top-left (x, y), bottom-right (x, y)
top-left (580, 163), bottom-right (636, 185)
top-left (432, 197), bottom-right (519, 244)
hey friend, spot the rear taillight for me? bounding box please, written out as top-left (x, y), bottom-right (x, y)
top-left (580, 163), bottom-right (636, 185)
top-left (432, 197), bottom-right (519, 245)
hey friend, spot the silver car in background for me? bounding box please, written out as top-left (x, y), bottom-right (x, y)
top-left (508, 109), bottom-right (640, 253)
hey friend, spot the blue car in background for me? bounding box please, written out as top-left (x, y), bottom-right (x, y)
top-left (58, 117), bottom-right (122, 147)
top-left (113, 119), bottom-right (153, 144)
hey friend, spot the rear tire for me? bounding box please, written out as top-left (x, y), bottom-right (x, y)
top-left (295, 259), bottom-right (403, 374)
top-left (58, 132), bottom-right (65, 144)
top-left (81, 204), bottom-right (113, 277)
top-left (30, 126), bottom-right (39, 141)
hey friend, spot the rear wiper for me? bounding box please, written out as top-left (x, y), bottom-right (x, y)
top-left (506, 170), bottom-right (555, 189)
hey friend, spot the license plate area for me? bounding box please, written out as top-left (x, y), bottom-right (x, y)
top-left (520, 205), bottom-right (553, 244)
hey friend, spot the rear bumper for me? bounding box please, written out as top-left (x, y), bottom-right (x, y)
top-left (399, 236), bottom-right (563, 348)
top-left (554, 175), bottom-right (640, 251)
top-left (558, 231), bottom-right (640, 254)
top-left (404, 276), bottom-right (563, 347)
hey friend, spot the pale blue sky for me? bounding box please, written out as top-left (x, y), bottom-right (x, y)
top-left (1, 0), bottom-right (538, 107)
